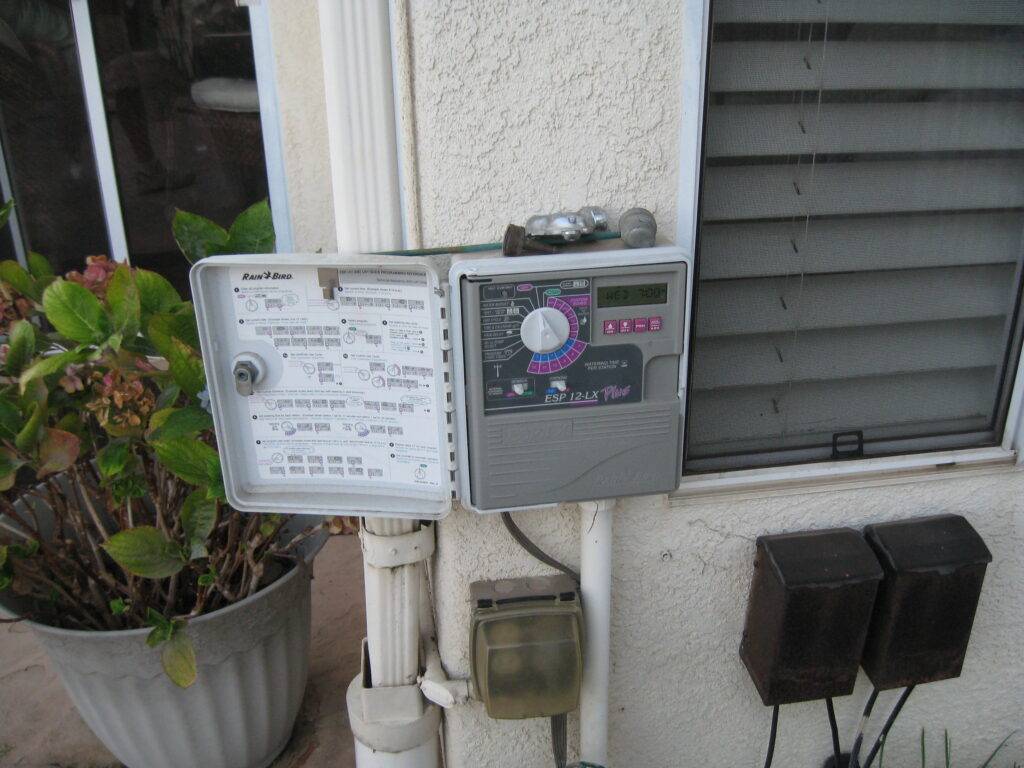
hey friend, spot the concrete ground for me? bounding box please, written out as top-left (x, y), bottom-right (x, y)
top-left (0, 535), bottom-right (364, 768)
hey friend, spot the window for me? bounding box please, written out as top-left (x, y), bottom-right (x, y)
top-left (0, 0), bottom-right (286, 296)
top-left (685, 1), bottom-right (1024, 473)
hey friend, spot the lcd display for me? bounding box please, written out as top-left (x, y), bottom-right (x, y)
top-left (597, 283), bottom-right (668, 307)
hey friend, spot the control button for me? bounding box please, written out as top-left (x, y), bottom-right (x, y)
top-left (633, 317), bottom-right (649, 333)
top-left (619, 319), bottom-right (633, 333)
top-left (550, 378), bottom-right (567, 392)
top-left (648, 316), bottom-right (663, 332)
top-left (602, 320), bottom-right (617, 335)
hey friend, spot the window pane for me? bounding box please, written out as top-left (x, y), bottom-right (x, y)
top-left (688, 3), bottom-right (1024, 471)
top-left (0, 1), bottom-right (110, 272)
top-left (88, 0), bottom-right (269, 295)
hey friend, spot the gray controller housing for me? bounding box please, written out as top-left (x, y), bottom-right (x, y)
top-left (454, 251), bottom-right (691, 511)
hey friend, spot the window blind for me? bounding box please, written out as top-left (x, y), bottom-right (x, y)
top-left (687, 1), bottom-right (1024, 470)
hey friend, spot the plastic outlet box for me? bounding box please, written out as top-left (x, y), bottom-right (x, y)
top-left (740, 528), bottom-right (884, 706)
top-left (862, 514), bottom-right (992, 690)
top-left (470, 575), bottom-right (583, 720)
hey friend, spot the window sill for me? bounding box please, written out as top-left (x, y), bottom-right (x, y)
top-left (674, 446), bottom-right (1017, 501)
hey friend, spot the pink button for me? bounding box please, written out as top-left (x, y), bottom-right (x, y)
top-left (648, 316), bottom-right (663, 331)
top-left (619, 319), bottom-right (633, 333)
top-left (603, 320), bottom-right (617, 335)
top-left (633, 317), bottom-right (649, 333)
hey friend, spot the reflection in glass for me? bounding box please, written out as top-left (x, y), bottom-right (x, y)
top-left (0, 0), bottom-right (109, 273)
top-left (88, 0), bottom-right (269, 294)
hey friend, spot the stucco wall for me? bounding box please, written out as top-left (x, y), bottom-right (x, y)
top-left (397, 2), bottom-right (1024, 766)
top-left (268, 0), bottom-right (335, 253)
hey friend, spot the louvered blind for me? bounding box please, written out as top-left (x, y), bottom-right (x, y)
top-left (687, 1), bottom-right (1024, 471)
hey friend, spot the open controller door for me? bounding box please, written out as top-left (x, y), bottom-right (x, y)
top-left (190, 255), bottom-right (455, 520)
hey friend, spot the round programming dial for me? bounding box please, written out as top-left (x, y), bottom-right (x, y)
top-left (520, 307), bottom-right (571, 354)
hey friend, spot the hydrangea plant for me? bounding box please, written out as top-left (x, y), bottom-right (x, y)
top-left (0, 200), bottom-right (327, 686)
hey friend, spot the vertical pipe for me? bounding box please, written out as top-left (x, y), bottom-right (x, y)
top-left (579, 499), bottom-right (614, 767)
top-left (362, 516), bottom-right (421, 687)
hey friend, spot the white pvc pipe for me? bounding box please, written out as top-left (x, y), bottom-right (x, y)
top-left (354, 739), bottom-right (439, 768)
top-left (579, 499), bottom-right (615, 767)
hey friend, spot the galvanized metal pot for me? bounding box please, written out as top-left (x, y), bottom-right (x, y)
top-left (1, 511), bottom-right (326, 768)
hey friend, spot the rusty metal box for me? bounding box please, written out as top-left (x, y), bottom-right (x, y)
top-left (740, 528), bottom-right (884, 706)
top-left (862, 514), bottom-right (992, 690)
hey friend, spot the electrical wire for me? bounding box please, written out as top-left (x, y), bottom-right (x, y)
top-left (763, 704), bottom-right (780, 768)
top-left (550, 713), bottom-right (568, 768)
top-left (500, 511), bottom-right (581, 584)
top-left (849, 686), bottom-right (880, 768)
top-left (826, 697), bottom-right (842, 768)
top-left (861, 686), bottom-right (915, 768)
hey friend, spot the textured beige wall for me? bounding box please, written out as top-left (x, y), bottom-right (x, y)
top-left (397, 2), bottom-right (1024, 766)
top-left (268, 0), bottom-right (336, 253)
top-left (436, 470), bottom-right (1024, 768)
top-left (270, 1), bottom-right (1024, 764)
top-left (405, 0), bottom-right (683, 247)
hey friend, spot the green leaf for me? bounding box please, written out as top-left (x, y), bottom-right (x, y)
top-left (197, 564), bottom-right (217, 587)
top-left (42, 280), bottom-right (111, 344)
top-left (0, 260), bottom-right (39, 302)
top-left (226, 199), bottom-right (275, 254)
top-left (147, 310), bottom-right (199, 356)
top-left (136, 269), bottom-right (182, 320)
top-left (165, 338), bottom-right (206, 397)
top-left (15, 400), bottom-right (46, 453)
top-left (97, 439), bottom-right (132, 479)
top-left (161, 630), bottom-right (197, 689)
top-left (181, 488), bottom-right (217, 559)
top-left (26, 251), bottom-right (54, 279)
top-left (0, 438), bottom-right (22, 486)
top-left (0, 199), bottom-right (12, 230)
top-left (37, 428), bottom-right (80, 477)
top-left (5, 320), bottom-right (36, 377)
top-left (154, 383), bottom-right (181, 410)
top-left (152, 437), bottom-right (221, 488)
top-left (172, 209), bottom-right (229, 264)
top-left (106, 265), bottom-right (141, 341)
top-left (0, 398), bottom-right (21, 442)
top-left (18, 350), bottom-right (86, 391)
top-left (103, 526), bottom-right (186, 579)
top-left (109, 597), bottom-right (128, 616)
top-left (149, 406), bottom-right (212, 441)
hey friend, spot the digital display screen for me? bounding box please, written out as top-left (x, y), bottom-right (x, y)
top-left (597, 283), bottom-right (668, 307)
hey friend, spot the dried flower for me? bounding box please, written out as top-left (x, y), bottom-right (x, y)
top-left (85, 368), bottom-right (156, 435)
top-left (59, 364), bottom-right (86, 394)
top-left (67, 255), bottom-right (118, 298)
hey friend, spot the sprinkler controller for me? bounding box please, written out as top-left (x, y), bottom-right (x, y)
top-left (190, 247), bottom-right (693, 518)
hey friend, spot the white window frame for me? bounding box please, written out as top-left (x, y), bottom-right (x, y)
top-left (673, 0), bottom-right (1024, 495)
top-left (15, 0), bottom-right (298, 267)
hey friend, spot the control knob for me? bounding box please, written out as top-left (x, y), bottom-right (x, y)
top-left (520, 307), bottom-right (570, 354)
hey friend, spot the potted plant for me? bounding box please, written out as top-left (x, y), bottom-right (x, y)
top-left (0, 201), bottom-right (331, 768)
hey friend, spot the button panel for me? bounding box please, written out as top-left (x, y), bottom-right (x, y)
top-left (602, 316), bottom-right (664, 335)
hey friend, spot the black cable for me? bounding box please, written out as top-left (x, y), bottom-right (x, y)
top-left (763, 704), bottom-right (780, 768)
top-left (849, 687), bottom-right (880, 768)
top-left (826, 697), bottom-right (842, 768)
top-left (550, 713), bottom-right (567, 768)
top-left (861, 686), bottom-right (915, 768)
top-left (500, 511), bottom-right (580, 584)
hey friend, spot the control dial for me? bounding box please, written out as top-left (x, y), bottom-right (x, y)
top-left (520, 307), bottom-right (571, 354)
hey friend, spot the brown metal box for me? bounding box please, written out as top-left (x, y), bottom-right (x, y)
top-left (740, 528), bottom-right (883, 706)
top-left (862, 514), bottom-right (992, 690)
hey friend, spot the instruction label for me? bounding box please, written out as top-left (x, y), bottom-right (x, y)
top-left (230, 266), bottom-right (444, 490)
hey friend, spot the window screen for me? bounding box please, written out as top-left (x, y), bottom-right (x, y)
top-left (687, 1), bottom-right (1024, 472)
